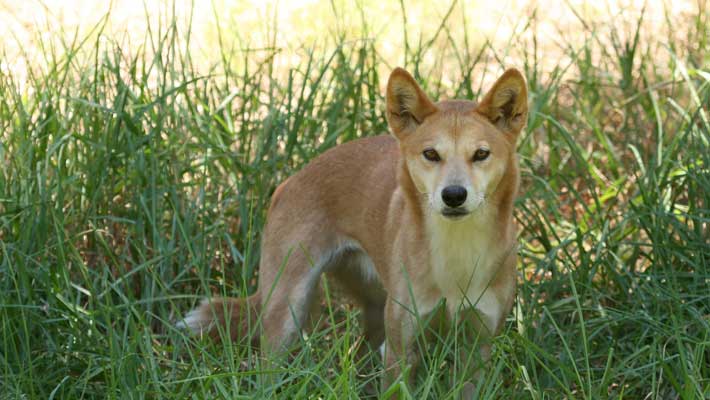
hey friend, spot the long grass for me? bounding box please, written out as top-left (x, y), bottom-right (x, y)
top-left (1, 2), bottom-right (709, 399)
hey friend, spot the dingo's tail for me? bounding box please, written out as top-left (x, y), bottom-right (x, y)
top-left (177, 294), bottom-right (260, 344)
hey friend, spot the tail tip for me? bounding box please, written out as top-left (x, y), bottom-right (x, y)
top-left (176, 299), bottom-right (210, 334)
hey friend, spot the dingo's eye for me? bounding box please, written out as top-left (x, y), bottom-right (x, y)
top-left (422, 148), bottom-right (441, 162)
top-left (473, 148), bottom-right (490, 162)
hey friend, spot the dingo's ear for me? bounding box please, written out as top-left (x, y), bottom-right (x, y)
top-left (476, 69), bottom-right (528, 135)
top-left (386, 68), bottom-right (438, 139)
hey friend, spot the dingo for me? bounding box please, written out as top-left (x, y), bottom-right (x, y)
top-left (179, 67), bottom-right (527, 391)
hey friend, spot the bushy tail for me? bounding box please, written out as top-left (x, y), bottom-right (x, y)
top-left (177, 294), bottom-right (260, 344)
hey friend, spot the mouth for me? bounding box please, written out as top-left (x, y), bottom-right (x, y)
top-left (441, 207), bottom-right (470, 220)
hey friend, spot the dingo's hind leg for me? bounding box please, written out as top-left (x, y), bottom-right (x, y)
top-left (328, 248), bottom-right (387, 349)
top-left (258, 232), bottom-right (348, 355)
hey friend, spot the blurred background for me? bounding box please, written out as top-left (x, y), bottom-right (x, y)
top-left (1, 0), bottom-right (703, 86)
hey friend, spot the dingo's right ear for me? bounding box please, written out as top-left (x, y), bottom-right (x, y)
top-left (476, 69), bottom-right (528, 136)
top-left (386, 68), bottom-right (438, 140)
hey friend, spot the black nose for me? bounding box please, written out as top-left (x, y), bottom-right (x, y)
top-left (441, 185), bottom-right (467, 207)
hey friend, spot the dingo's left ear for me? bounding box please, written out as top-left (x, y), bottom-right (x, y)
top-left (476, 69), bottom-right (528, 135)
top-left (386, 68), bottom-right (438, 140)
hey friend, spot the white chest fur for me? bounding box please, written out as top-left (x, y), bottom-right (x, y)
top-left (427, 211), bottom-right (505, 331)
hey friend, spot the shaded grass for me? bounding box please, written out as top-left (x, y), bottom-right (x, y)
top-left (1, 2), bottom-right (709, 399)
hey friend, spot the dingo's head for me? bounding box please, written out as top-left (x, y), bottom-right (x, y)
top-left (386, 68), bottom-right (527, 221)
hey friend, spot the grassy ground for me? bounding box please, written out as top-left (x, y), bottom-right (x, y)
top-left (1, 1), bottom-right (709, 399)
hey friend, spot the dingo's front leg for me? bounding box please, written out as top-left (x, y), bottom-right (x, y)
top-left (382, 299), bottom-right (419, 395)
top-left (454, 253), bottom-right (517, 397)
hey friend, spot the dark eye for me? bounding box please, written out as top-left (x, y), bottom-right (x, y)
top-left (422, 148), bottom-right (441, 162)
top-left (472, 148), bottom-right (490, 162)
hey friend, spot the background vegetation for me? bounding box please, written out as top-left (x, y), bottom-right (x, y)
top-left (1, 0), bottom-right (708, 398)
